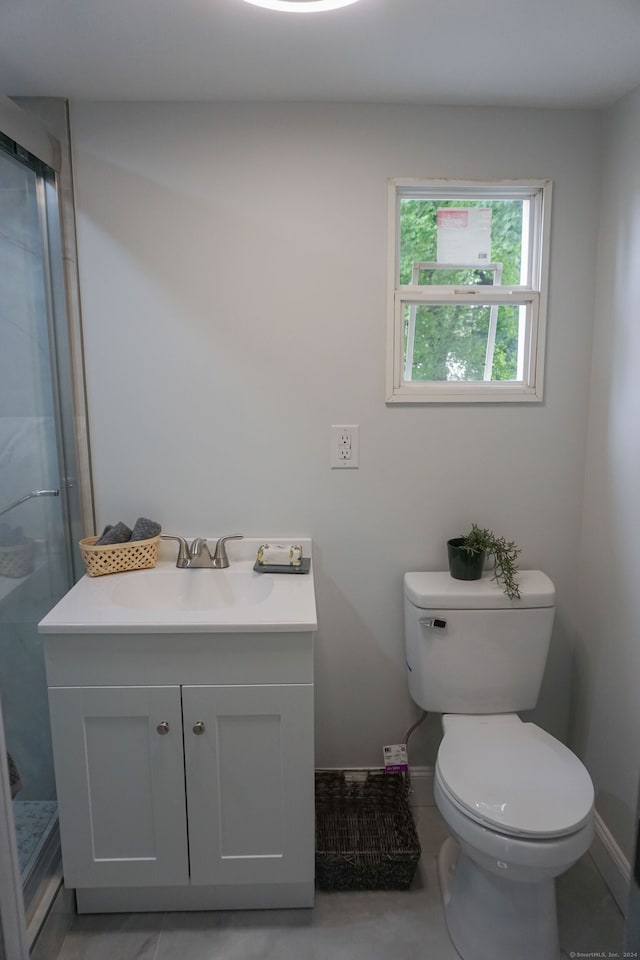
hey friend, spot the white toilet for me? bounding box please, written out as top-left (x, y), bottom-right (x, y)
top-left (404, 569), bottom-right (594, 960)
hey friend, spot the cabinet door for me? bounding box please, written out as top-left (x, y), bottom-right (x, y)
top-left (183, 684), bottom-right (314, 886)
top-left (48, 685), bottom-right (189, 888)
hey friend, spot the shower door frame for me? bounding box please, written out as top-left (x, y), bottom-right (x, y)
top-left (0, 705), bottom-right (28, 959)
top-left (0, 93), bottom-right (91, 957)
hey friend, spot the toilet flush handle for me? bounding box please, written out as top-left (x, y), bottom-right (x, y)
top-left (419, 617), bottom-right (447, 629)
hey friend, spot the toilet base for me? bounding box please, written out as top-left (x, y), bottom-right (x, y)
top-left (437, 837), bottom-right (561, 960)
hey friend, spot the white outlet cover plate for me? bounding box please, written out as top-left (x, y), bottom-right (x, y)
top-left (331, 424), bottom-right (359, 469)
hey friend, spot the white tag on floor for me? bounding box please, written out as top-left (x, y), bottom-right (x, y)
top-left (383, 743), bottom-right (408, 773)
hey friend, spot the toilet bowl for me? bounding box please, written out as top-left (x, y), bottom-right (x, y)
top-left (434, 714), bottom-right (594, 960)
top-left (403, 570), bottom-right (595, 960)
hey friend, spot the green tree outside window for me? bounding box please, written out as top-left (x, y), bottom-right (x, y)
top-left (399, 200), bottom-right (523, 382)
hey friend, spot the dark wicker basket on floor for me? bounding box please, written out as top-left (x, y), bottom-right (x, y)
top-left (315, 769), bottom-right (421, 891)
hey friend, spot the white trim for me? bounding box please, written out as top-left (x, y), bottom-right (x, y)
top-left (590, 810), bottom-right (631, 915)
top-left (387, 379), bottom-right (542, 404)
top-left (386, 179), bottom-right (400, 409)
top-left (531, 179), bottom-right (552, 404)
top-left (386, 178), bottom-right (552, 404)
top-left (0, 93), bottom-right (60, 170)
top-left (393, 178), bottom-right (551, 199)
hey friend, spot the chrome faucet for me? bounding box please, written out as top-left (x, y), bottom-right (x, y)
top-left (161, 535), bottom-right (242, 569)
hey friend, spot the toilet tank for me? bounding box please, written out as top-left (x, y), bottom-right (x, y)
top-left (404, 570), bottom-right (555, 714)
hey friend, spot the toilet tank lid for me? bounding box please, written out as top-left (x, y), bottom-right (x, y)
top-left (404, 570), bottom-right (555, 609)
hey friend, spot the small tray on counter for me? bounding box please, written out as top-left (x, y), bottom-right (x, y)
top-left (253, 558), bottom-right (311, 575)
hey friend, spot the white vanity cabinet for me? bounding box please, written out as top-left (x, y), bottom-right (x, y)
top-left (43, 630), bottom-right (315, 913)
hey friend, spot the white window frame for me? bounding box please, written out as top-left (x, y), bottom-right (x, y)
top-left (386, 178), bottom-right (552, 404)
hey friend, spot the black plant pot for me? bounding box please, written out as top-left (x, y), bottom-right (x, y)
top-left (447, 538), bottom-right (485, 581)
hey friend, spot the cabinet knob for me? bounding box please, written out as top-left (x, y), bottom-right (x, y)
top-left (156, 721), bottom-right (170, 735)
top-left (193, 721), bottom-right (206, 735)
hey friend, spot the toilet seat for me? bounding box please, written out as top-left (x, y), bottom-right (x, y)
top-left (436, 714), bottom-right (594, 839)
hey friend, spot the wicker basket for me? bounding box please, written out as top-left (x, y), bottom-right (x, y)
top-left (79, 535), bottom-right (160, 577)
top-left (315, 769), bottom-right (421, 891)
top-left (0, 539), bottom-right (36, 579)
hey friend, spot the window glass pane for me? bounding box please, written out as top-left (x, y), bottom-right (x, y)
top-left (403, 302), bottom-right (524, 382)
top-left (399, 199), bottom-right (526, 286)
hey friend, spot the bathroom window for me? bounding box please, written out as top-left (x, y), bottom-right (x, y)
top-left (386, 179), bottom-right (552, 403)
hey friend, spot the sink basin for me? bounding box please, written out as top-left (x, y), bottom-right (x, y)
top-left (110, 568), bottom-right (273, 611)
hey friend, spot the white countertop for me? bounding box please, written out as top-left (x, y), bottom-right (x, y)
top-left (38, 537), bottom-right (317, 634)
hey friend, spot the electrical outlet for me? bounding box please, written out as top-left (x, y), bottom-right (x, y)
top-left (331, 424), bottom-right (359, 469)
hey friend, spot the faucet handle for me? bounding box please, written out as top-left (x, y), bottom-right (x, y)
top-left (161, 534), bottom-right (190, 566)
top-left (213, 535), bottom-right (243, 567)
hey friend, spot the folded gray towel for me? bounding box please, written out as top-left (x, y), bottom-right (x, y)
top-left (131, 517), bottom-right (161, 541)
top-left (95, 521), bottom-right (132, 546)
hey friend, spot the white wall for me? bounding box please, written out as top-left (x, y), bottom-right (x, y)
top-left (574, 84), bottom-right (640, 864)
top-left (69, 102), bottom-right (601, 768)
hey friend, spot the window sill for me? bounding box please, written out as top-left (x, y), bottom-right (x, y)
top-left (385, 381), bottom-right (543, 404)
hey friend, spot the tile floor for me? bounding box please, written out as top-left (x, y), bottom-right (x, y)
top-left (54, 806), bottom-right (625, 960)
top-left (13, 800), bottom-right (58, 880)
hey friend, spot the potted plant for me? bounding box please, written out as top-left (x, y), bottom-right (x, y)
top-left (447, 523), bottom-right (521, 599)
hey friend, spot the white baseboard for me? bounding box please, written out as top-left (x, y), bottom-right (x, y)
top-left (408, 765), bottom-right (435, 806)
top-left (590, 810), bottom-right (631, 915)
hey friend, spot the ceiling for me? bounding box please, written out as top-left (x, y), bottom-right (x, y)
top-left (1, 0), bottom-right (640, 108)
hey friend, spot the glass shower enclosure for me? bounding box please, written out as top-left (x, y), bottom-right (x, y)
top-left (0, 108), bottom-right (86, 955)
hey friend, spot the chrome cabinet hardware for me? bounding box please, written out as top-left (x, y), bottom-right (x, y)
top-left (192, 721), bottom-right (206, 735)
top-left (156, 721), bottom-right (170, 735)
top-left (419, 617), bottom-right (447, 629)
